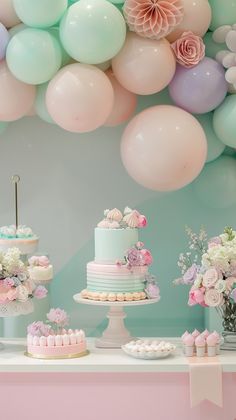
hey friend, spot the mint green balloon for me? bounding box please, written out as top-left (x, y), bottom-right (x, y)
top-left (203, 32), bottom-right (227, 59)
top-left (195, 113), bottom-right (225, 162)
top-left (193, 156), bottom-right (236, 208)
top-left (9, 23), bottom-right (27, 38)
top-left (6, 28), bottom-right (62, 85)
top-left (35, 83), bottom-right (54, 124)
top-left (213, 94), bottom-right (236, 148)
top-left (209, 0), bottom-right (236, 31)
top-left (60, 0), bottom-right (126, 64)
top-left (48, 27), bottom-right (71, 66)
top-left (0, 122), bottom-right (8, 135)
top-left (13, 0), bottom-right (68, 29)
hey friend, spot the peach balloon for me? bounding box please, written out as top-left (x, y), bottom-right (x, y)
top-left (167, 0), bottom-right (212, 42)
top-left (46, 63), bottom-right (114, 133)
top-left (112, 32), bottom-right (176, 95)
top-left (104, 69), bottom-right (137, 127)
top-left (121, 105), bottom-right (207, 191)
top-left (0, 61), bottom-right (36, 121)
top-left (0, 0), bottom-right (21, 28)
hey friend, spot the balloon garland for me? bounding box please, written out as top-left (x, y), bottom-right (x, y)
top-left (0, 0), bottom-right (235, 197)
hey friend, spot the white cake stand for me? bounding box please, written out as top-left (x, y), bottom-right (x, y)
top-left (73, 293), bottom-right (159, 348)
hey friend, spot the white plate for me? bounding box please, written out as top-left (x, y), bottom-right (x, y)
top-left (122, 340), bottom-right (176, 360)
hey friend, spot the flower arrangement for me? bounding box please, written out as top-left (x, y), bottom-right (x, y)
top-left (174, 227), bottom-right (236, 332)
top-left (0, 248), bottom-right (47, 305)
top-left (28, 308), bottom-right (69, 336)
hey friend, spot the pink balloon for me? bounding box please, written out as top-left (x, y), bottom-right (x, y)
top-left (46, 63), bottom-right (114, 133)
top-left (0, 0), bottom-right (21, 28)
top-left (104, 69), bottom-right (137, 127)
top-left (167, 0), bottom-right (212, 42)
top-left (121, 105), bottom-right (207, 191)
top-left (112, 32), bottom-right (176, 95)
top-left (0, 61), bottom-right (35, 121)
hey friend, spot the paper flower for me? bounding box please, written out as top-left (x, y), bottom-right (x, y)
top-left (171, 31), bottom-right (205, 68)
top-left (123, 0), bottom-right (184, 40)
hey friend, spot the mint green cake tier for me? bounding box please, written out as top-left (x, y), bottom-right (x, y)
top-left (86, 261), bottom-right (147, 293)
top-left (94, 227), bottom-right (138, 263)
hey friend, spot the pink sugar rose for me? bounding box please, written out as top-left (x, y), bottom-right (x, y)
top-left (47, 308), bottom-right (69, 327)
top-left (171, 31), bottom-right (205, 68)
top-left (29, 255), bottom-right (50, 267)
top-left (140, 249), bottom-right (153, 266)
top-left (138, 215), bottom-right (147, 228)
top-left (3, 277), bottom-right (15, 288)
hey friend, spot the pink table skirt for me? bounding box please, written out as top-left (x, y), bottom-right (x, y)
top-left (0, 372), bottom-right (235, 420)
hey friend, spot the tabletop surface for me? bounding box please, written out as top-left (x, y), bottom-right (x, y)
top-left (0, 338), bottom-right (235, 373)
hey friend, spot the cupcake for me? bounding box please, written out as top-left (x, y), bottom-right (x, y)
top-left (183, 334), bottom-right (195, 357)
top-left (195, 335), bottom-right (206, 357)
top-left (28, 255), bottom-right (53, 285)
top-left (207, 334), bottom-right (217, 357)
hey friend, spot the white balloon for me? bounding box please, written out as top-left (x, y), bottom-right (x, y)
top-left (213, 25), bottom-right (232, 44)
top-left (225, 66), bottom-right (236, 84)
top-left (222, 51), bottom-right (236, 68)
top-left (215, 50), bottom-right (229, 64)
top-left (226, 30), bottom-right (236, 52)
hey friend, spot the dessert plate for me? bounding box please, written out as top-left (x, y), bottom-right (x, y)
top-left (122, 339), bottom-right (176, 360)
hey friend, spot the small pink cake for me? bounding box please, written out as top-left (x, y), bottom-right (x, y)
top-left (26, 308), bottom-right (87, 359)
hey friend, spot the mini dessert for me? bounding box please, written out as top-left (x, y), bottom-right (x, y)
top-left (26, 308), bottom-right (87, 359)
top-left (192, 329), bottom-right (200, 339)
top-left (212, 331), bottom-right (221, 354)
top-left (207, 334), bottom-right (217, 357)
top-left (122, 339), bottom-right (176, 359)
top-left (195, 335), bottom-right (206, 357)
top-left (0, 225), bottom-right (39, 255)
top-left (81, 207), bottom-right (160, 301)
top-left (202, 329), bottom-right (210, 339)
top-left (0, 247), bottom-right (47, 309)
top-left (183, 334), bottom-right (195, 357)
top-left (28, 255), bottom-right (53, 284)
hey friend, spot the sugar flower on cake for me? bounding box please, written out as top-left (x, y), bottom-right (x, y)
top-left (97, 207), bottom-right (147, 229)
top-left (28, 255), bottom-right (53, 284)
top-left (123, 0), bottom-right (184, 40)
top-left (27, 321), bottom-right (52, 337)
top-left (145, 274), bottom-right (161, 300)
top-left (171, 31), bottom-right (205, 68)
top-left (124, 242), bottom-right (153, 269)
top-left (47, 308), bottom-right (69, 330)
top-left (174, 226), bottom-right (236, 309)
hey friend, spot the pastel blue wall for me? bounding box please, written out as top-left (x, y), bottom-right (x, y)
top-left (0, 91), bottom-right (235, 338)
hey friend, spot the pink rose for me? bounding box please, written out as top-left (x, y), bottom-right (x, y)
top-left (171, 31), bottom-right (205, 68)
top-left (29, 255), bottom-right (50, 267)
top-left (188, 286), bottom-right (205, 306)
top-left (204, 289), bottom-right (223, 307)
top-left (140, 249), bottom-right (153, 266)
top-left (3, 277), bottom-right (15, 287)
top-left (202, 268), bottom-right (218, 288)
top-left (138, 215), bottom-right (147, 228)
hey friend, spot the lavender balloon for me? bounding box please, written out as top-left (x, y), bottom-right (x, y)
top-left (169, 58), bottom-right (227, 114)
top-left (0, 23), bottom-right (9, 61)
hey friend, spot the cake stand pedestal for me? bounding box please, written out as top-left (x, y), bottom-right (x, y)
top-left (73, 294), bottom-right (159, 349)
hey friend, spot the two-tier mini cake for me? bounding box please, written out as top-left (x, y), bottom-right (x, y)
top-left (0, 225), bottom-right (39, 255)
top-left (28, 255), bottom-right (53, 284)
top-left (26, 308), bottom-right (88, 359)
top-left (81, 207), bottom-right (160, 302)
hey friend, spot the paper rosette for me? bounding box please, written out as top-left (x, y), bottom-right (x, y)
top-left (123, 0), bottom-right (184, 40)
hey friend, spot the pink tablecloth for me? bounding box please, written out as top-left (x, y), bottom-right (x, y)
top-left (0, 372), bottom-right (235, 420)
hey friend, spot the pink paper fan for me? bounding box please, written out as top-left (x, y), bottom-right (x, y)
top-left (123, 0), bottom-right (184, 40)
